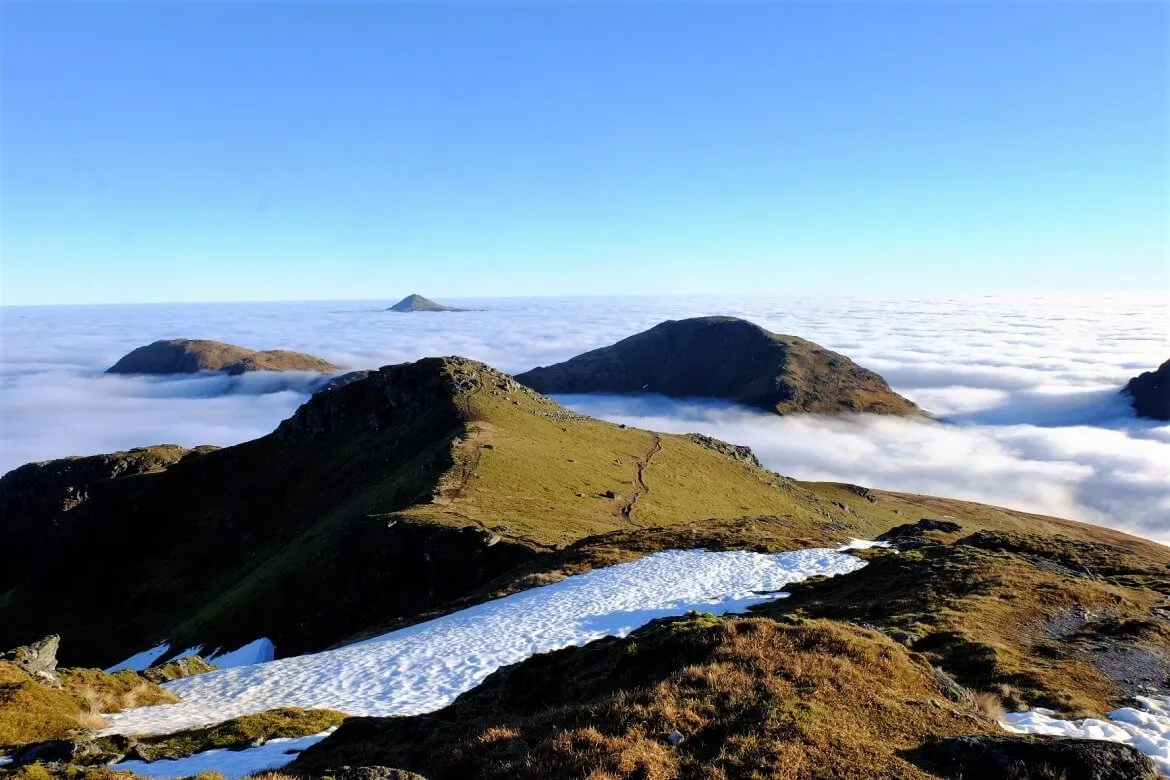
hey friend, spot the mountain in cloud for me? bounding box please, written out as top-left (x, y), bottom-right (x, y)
top-left (1124, 358), bottom-right (1169, 421)
top-left (106, 339), bottom-right (338, 376)
top-left (387, 294), bottom-right (466, 313)
top-left (516, 316), bottom-right (924, 417)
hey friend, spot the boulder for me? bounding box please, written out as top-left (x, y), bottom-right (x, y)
top-left (915, 733), bottom-right (1159, 779)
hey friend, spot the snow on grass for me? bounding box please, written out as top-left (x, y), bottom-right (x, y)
top-left (111, 729), bottom-right (336, 779)
top-left (835, 538), bottom-right (893, 552)
top-left (105, 643), bottom-right (170, 673)
top-left (104, 548), bottom-right (866, 736)
top-left (1002, 695), bottom-right (1170, 775)
top-left (207, 639), bottom-right (275, 670)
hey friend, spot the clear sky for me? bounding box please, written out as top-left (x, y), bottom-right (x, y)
top-left (1, 2), bottom-right (1166, 305)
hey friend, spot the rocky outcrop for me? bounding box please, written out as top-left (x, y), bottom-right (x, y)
top-left (387, 295), bottom-right (465, 313)
top-left (685, 433), bottom-right (763, 469)
top-left (0, 635), bottom-right (60, 686)
top-left (106, 339), bottom-right (338, 375)
top-left (516, 316), bottom-right (923, 416)
top-left (915, 733), bottom-right (1159, 779)
top-left (1124, 359), bottom-right (1169, 420)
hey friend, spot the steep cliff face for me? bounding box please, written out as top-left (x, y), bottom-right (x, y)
top-left (516, 316), bottom-right (923, 416)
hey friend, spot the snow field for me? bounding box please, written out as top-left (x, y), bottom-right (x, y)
top-left (104, 548), bottom-right (866, 736)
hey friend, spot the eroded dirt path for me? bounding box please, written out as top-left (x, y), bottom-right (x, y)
top-left (622, 433), bottom-right (662, 526)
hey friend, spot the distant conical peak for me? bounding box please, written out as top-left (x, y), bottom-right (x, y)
top-left (387, 294), bottom-right (465, 313)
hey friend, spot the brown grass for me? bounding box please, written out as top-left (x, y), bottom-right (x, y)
top-left (60, 668), bottom-right (179, 714)
top-left (292, 616), bottom-right (998, 780)
top-left (763, 531), bottom-right (1170, 717)
top-left (969, 690), bottom-right (1007, 721)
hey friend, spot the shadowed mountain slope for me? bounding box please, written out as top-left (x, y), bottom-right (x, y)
top-left (1124, 358), bottom-right (1170, 420)
top-left (106, 339), bottom-right (338, 375)
top-left (515, 316), bottom-right (923, 416)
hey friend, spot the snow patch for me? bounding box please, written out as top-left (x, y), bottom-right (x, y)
top-left (1002, 695), bottom-right (1170, 775)
top-left (105, 644), bottom-right (170, 673)
top-left (206, 639), bottom-right (275, 670)
top-left (112, 729), bottom-right (335, 779)
top-left (835, 538), bottom-right (893, 552)
top-left (104, 548), bottom-right (865, 735)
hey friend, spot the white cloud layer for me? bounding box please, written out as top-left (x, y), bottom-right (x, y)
top-left (0, 293), bottom-right (1167, 541)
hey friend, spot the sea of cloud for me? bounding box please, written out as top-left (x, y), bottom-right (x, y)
top-left (0, 293), bottom-right (1166, 541)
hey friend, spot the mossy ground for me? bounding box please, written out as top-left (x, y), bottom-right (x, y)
top-left (113, 708), bottom-right (346, 761)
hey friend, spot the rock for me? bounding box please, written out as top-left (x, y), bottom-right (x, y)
top-left (1123, 359), bottom-right (1169, 420)
top-left (107, 339), bottom-right (338, 375)
top-left (926, 665), bottom-right (977, 709)
top-left (386, 294), bottom-right (465, 313)
top-left (916, 733), bottom-right (1159, 779)
top-left (330, 766), bottom-right (429, 780)
top-left (685, 434), bottom-right (763, 468)
top-left (877, 519), bottom-right (963, 549)
top-left (844, 484), bottom-right (877, 502)
top-left (317, 370), bottom-right (373, 393)
top-left (601, 490), bottom-right (622, 500)
top-left (0, 634), bottom-right (60, 683)
top-left (515, 316), bottom-right (924, 416)
top-left (8, 735), bottom-right (132, 768)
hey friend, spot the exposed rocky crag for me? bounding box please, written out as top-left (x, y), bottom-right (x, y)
top-left (106, 339), bottom-right (338, 375)
top-left (516, 316), bottom-right (924, 416)
top-left (387, 294), bottom-right (465, 313)
top-left (1124, 358), bottom-right (1170, 420)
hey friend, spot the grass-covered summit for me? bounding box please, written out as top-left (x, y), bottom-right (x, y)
top-left (106, 338), bottom-right (338, 375)
top-left (516, 316), bottom-right (924, 416)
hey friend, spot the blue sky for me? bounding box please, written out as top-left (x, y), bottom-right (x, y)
top-left (2, 2), bottom-right (1166, 305)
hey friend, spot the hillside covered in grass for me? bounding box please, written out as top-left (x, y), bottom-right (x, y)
top-left (2, 357), bottom-right (1169, 778)
top-left (1, 356), bottom-right (1163, 671)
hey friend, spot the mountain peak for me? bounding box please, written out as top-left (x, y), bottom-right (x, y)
top-left (387, 295), bottom-right (465, 313)
top-left (516, 316), bottom-right (923, 416)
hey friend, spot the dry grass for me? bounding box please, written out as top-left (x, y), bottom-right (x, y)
top-left (291, 616), bottom-right (998, 780)
top-left (60, 668), bottom-right (179, 713)
top-left (0, 661), bottom-right (175, 749)
top-left (969, 690), bottom-right (1007, 721)
top-left (763, 531), bottom-right (1170, 716)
